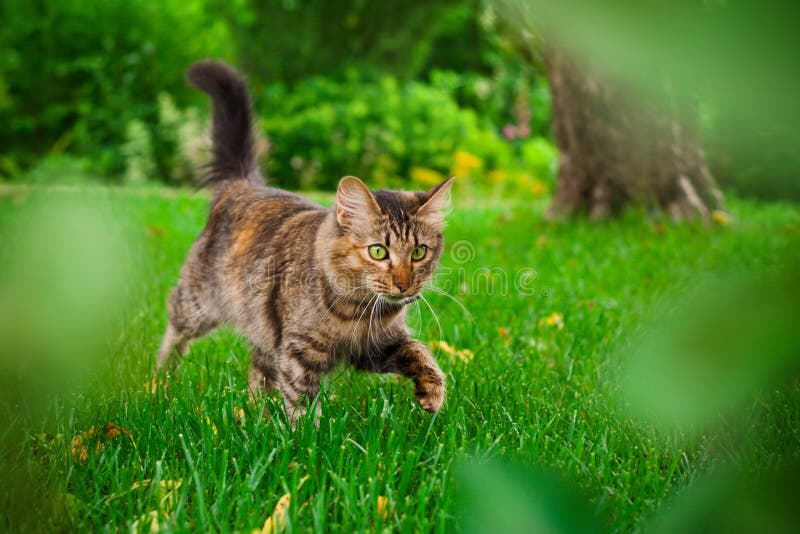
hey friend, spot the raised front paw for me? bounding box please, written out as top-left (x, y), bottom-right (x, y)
top-left (415, 368), bottom-right (446, 413)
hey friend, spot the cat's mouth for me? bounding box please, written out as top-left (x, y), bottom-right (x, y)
top-left (381, 294), bottom-right (420, 306)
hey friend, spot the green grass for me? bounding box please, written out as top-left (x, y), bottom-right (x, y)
top-left (1, 185), bottom-right (799, 532)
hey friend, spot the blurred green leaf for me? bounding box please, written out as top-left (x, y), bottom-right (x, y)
top-left (649, 461), bottom-right (800, 534)
top-left (621, 266), bottom-right (800, 432)
top-left (456, 460), bottom-right (601, 534)
top-left (499, 0), bottom-right (800, 194)
top-left (0, 192), bottom-right (130, 407)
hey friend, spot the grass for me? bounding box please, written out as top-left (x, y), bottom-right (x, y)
top-left (1, 185), bottom-right (799, 532)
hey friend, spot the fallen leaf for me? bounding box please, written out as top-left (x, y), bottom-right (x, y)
top-left (146, 225), bottom-right (167, 238)
top-left (205, 416), bottom-right (218, 436)
top-left (377, 495), bottom-right (390, 520)
top-left (711, 210), bottom-right (732, 226)
top-left (538, 312), bottom-right (564, 330)
top-left (131, 510), bottom-right (161, 534)
top-left (146, 377), bottom-right (169, 395)
top-left (234, 406), bottom-right (246, 426)
top-left (261, 493), bottom-right (291, 534)
top-left (71, 422), bottom-right (134, 465)
top-left (71, 433), bottom-right (88, 465)
top-left (104, 421), bottom-right (131, 439)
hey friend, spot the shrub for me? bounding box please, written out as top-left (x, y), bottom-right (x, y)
top-left (122, 94), bottom-right (208, 186)
top-left (0, 0), bottom-right (232, 180)
top-left (259, 74), bottom-right (556, 191)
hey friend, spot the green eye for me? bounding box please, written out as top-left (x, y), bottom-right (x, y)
top-left (368, 245), bottom-right (388, 260)
top-left (411, 245), bottom-right (427, 261)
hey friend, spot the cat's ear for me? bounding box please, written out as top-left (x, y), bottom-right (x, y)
top-left (417, 177), bottom-right (454, 226)
top-left (336, 176), bottom-right (381, 230)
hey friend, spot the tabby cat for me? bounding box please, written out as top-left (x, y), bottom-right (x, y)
top-left (156, 60), bottom-right (453, 425)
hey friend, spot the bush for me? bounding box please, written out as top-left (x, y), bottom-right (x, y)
top-left (0, 0), bottom-right (555, 192)
top-left (0, 0), bottom-right (232, 181)
top-left (259, 74), bottom-right (556, 193)
top-left (122, 94), bottom-right (207, 186)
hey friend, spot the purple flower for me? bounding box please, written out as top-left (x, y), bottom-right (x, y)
top-left (502, 124), bottom-right (517, 140)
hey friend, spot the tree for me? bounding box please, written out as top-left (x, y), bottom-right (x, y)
top-left (545, 48), bottom-right (724, 220)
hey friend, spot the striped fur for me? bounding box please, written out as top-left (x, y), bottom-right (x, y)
top-left (157, 61), bottom-right (453, 425)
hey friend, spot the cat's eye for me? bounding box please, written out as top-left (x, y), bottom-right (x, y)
top-left (368, 245), bottom-right (388, 260)
top-left (411, 245), bottom-right (427, 261)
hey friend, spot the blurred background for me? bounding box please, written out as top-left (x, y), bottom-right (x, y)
top-left (0, 0), bottom-right (555, 196)
top-left (2, 0), bottom-right (796, 202)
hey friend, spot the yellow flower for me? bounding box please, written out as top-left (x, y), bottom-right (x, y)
top-left (538, 312), bottom-right (564, 330)
top-left (529, 178), bottom-right (548, 198)
top-left (234, 406), bottom-right (246, 426)
top-left (205, 416), bottom-right (218, 436)
top-left (430, 340), bottom-right (456, 355)
top-left (260, 493), bottom-right (291, 534)
top-left (711, 210), bottom-right (731, 226)
top-left (429, 340), bottom-right (474, 363)
top-left (455, 348), bottom-right (475, 363)
top-left (488, 169), bottom-right (507, 183)
top-left (451, 150), bottom-right (483, 178)
top-left (410, 166), bottom-right (446, 187)
top-left (377, 496), bottom-right (390, 520)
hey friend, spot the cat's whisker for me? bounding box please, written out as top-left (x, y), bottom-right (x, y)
top-left (349, 293), bottom-right (377, 349)
top-left (418, 293), bottom-right (444, 346)
top-left (321, 283), bottom-right (371, 319)
top-left (425, 284), bottom-right (477, 329)
top-left (407, 297), bottom-right (421, 335)
top-left (366, 296), bottom-right (381, 366)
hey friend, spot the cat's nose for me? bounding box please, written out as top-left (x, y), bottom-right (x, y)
top-left (393, 276), bottom-right (411, 293)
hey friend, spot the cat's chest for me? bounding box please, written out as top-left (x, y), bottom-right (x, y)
top-left (321, 310), bottom-right (401, 355)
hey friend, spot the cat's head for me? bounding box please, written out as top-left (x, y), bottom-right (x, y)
top-left (329, 176), bottom-right (454, 305)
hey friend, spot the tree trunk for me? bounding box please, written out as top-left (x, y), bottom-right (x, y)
top-left (546, 48), bottom-right (723, 220)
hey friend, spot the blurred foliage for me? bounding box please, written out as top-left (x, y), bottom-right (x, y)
top-left (456, 460), bottom-right (599, 533)
top-left (500, 0), bottom-right (800, 201)
top-left (650, 462), bottom-right (800, 534)
top-left (0, 193), bottom-right (132, 411)
top-left (0, 0), bottom-right (795, 198)
top-left (621, 267), bottom-right (800, 434)
top-left (259, 73), bottom-right (554, 192)
top-left (706, 119), bottom-right (800, 201)
top-left (0, 0), bottom-right (555, 191)
top-left (215, 0), bottom-right (460, 84)
top-left (0, 191), bottom-right (135, 529)
top-left (0, 0), bottom-right (233, 180)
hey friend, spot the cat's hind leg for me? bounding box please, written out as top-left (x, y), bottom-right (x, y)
top-left (156, 283), bottom-right (219, 370)
top-left (276, 335), bottom-right (330, 428)
top-left (156, 322), bottom-right (188, 369)
top-left (248, 346), bottom-right (279, 400)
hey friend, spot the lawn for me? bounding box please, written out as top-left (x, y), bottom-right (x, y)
top-left (1, 185), bottom-right (799, 532)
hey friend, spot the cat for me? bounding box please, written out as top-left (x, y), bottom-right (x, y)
top-left (156, 60), bottom-right (453, 425)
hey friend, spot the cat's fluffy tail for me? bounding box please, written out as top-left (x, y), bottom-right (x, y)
top-left (186, 60), bottom-right (262, 188)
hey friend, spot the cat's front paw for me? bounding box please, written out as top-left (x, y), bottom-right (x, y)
top-left (415, 369), bottom-right (446, 413)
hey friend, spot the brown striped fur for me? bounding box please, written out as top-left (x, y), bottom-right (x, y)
top-left (156, 60), bottom-right (453, 425)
